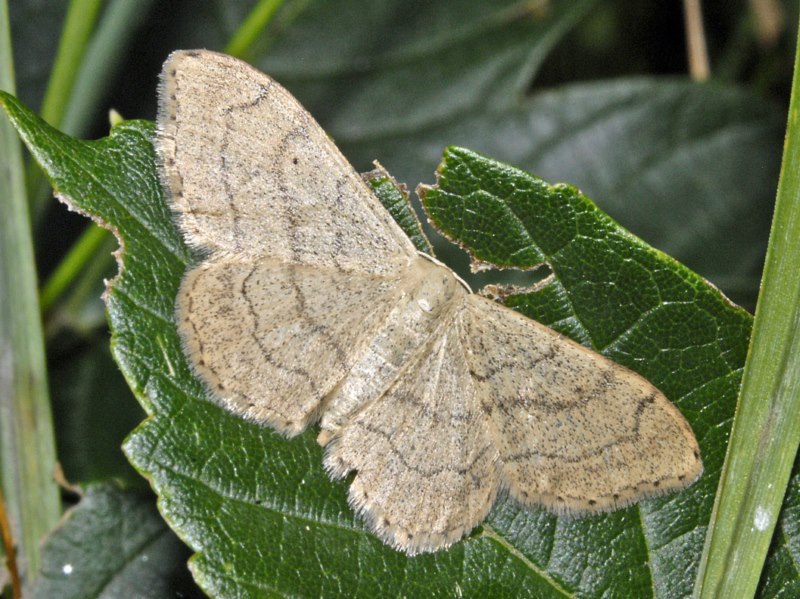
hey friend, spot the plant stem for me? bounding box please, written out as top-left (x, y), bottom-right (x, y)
top-left (0, 0), bottom-right (60, 588)
top-left (683, 0), bottom-right (711, 80)
top-left (695, 12), bottom-right (800, 598)
top-left (0, 486), bottom-right (22, 599)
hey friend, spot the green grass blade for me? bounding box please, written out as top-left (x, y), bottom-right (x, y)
top-left (28, 0), bottom-right (103, 221)
top-left (60, 0), bottom-right (155, 137)
top-left (695, 12), bottom-right (800, 599)
top-left (38, 0), bottom-right (103, 128)
top-left (225, 0), bottom-right (286, 59)
top-left (0, 0), bottom-right (60, 587)
top-left (41, 0), bottom-right (260, 314)
top-left (40, 225), bottom-right (109, 316)
top-left (35, 0), bottom-right (155, 312)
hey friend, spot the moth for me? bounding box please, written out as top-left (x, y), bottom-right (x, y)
top-left (156, 49), bottom-right (702, 555)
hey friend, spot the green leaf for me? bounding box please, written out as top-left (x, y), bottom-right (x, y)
top-left (364, 164), bottom-right (433, 255)
top-left (1, 88), bottom-right (759, 597)
top-left (31, 484), bottom-right (200, 599)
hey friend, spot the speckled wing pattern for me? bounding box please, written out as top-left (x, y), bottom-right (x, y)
top-left (157, 49), bottom-right (703, 556)
top-left (461, 295), bottom-right (701, 514)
